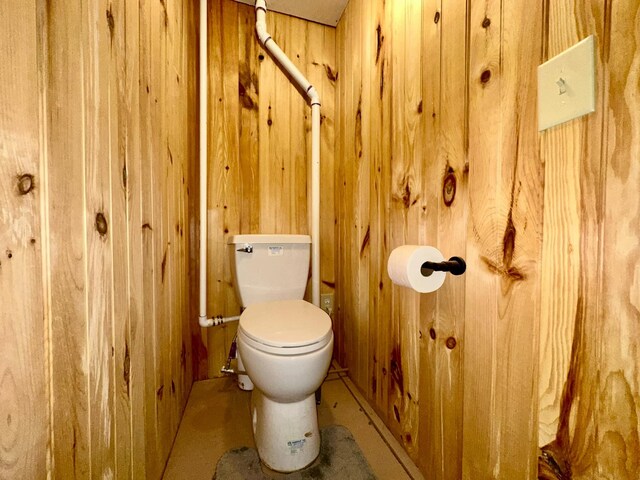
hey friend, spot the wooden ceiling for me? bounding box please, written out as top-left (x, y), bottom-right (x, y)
top-left (231, 0), bottom-right (348, 27)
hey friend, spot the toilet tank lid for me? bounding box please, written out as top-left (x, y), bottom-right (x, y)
top-left (239, 299), bottom-right (332, 348)
top-left (227, 234), bottom-right (311, 245)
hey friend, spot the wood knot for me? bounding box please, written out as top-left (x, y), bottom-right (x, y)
top-left (267, 118), bottom-right (273, 126)
top-left (258, 54), bottom-right (265, 61)
top-left (106, 7), bottom-right (115, 39)
top-left (375, 24), bottom-right (384, 64)
top-left (482, 17), bottom-right (491, 28)
top-left (443, 171), bottom-right (457, 206)
top-left (503, 215), bottom-right (516, 267)
top-left (17, 174), bottom-right (34, 195)
top-left (360, 226), bottom-right (370, 258)
top-left (123, 342), bottom-right (131, 396)
top-left (446, 337), bottom-right (457, 349)
top-left (238, 80), bottom-right (257, 110)
top-left (480, 69), bottom-right (492, 84)
top-left (429, 328), bottom-right (436, 339)
top-left (122, 164), bottom-right (128, 188)
top-left (95, 212), bottom-right (108, 236)
top-left (324, 64), bottom-right (338, 82)
top-left (434, 11), bottom-right (440, 23)
top-left (181, 342), bottom-right (187, 366)
top-left (6, 250), bottom-right (13, 259)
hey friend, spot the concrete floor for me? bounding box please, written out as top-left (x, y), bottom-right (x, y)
top-left (163, 371), bottom-right (421, 479)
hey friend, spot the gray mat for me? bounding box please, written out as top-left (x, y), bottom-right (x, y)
top-left (213, 424), bottom-right (376, 479)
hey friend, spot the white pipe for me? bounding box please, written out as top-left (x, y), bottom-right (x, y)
top-left (255, 3), bottom-right (313, 98)
top-left (210, 315), bottom-right (241, 327)
top-left (311, 104), bottom-right (320, 306)
top-left (255, 0), bottom-right (321, 306)
top-left (199, 1), bottom-right (240, 329)
top-left (199, 0), bottom-right (209, 327)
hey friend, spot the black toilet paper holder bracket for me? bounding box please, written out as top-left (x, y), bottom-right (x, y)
top-left (421, 256), bottom-right (466, 276)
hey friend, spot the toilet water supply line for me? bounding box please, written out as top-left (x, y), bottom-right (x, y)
top-left (198, 0), bottom-right (321, 328)
top-left (255, 0), bottom-right (321, 308)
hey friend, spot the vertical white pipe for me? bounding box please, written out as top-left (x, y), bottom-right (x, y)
top-left (311, 104), bottom-right (321, 306)
top-left (199, 0), bottom-right (210, 326)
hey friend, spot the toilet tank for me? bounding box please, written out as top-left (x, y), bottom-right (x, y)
top-left (228, 234), bottom-right (311, 307)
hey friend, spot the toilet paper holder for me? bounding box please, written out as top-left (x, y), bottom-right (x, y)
top-left (421, 256), bottom-right (466, 276)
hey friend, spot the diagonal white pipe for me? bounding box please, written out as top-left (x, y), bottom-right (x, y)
top-left (255, 0), bottom-right (321, 306)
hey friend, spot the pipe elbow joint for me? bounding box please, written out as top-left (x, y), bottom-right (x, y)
top-left (256, 23), bottom-right (270, 45)
top-left (307, 86), bottom-right (321, 106)
top-left (199, 315), bottom-right (213, 328)
top-left (255, 1), bottom-right (270, 44)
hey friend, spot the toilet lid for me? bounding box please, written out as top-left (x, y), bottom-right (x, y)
top-left (239, 299), bottom-right (332, 350)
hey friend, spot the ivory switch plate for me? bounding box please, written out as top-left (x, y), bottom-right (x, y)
top-left (538, 35), bottom-right (596, 131)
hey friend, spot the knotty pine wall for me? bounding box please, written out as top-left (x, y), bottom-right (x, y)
top-left (335, 1), bottom-right (640, 480)
top-left (0, 1), bottom-right (198, 478)
top-left (198, 0), bottom-right (336, 378)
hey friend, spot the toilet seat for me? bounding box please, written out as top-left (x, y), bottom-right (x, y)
top-left (238, 299), bottom-right (332, 356)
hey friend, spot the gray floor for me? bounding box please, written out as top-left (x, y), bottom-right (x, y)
top-left (213, 425), bottom-right (376, 479)
top-left (163, 372), bottom-right (417, 479)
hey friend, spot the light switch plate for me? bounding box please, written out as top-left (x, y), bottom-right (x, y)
top-left (538, 35), bottom-right (596, 131)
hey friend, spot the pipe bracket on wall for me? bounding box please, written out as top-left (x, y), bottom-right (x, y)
top-left (421, 257), bottom-right (466, 276)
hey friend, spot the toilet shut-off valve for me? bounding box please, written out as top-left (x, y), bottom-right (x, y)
top-left (220, 337), bottom-right (238, 375)
top-left (220, 336), bottom-right (247, 375)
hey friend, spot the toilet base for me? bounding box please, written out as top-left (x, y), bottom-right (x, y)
top-left (251, 389), bottom-right (320, 472)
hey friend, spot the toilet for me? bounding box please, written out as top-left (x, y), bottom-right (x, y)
top-left (228, 234), bottom-right (334, 472)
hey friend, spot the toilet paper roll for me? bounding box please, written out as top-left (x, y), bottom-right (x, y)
top-left (387, 245), bottom-right (447, 293)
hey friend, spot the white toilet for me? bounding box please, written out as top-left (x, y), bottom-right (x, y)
top-left (228, 234), bottom-right (334, 473)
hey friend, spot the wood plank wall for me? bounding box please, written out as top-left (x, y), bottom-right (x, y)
top-left (335, 0), bottom-right (640, 479)
top-left (0, 1), bottom-right (198, 478)
top-left (200, 0), bottom-right (336, 378)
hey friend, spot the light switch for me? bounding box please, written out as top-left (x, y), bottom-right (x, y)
top-left (538, 35), bottom-right (596, 131)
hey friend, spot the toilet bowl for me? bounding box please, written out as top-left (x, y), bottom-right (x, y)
top-left (237, 299), bottom-right (333, 472)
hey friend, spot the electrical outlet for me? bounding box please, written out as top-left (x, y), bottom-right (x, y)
top-left (320, 293), bottom-right (334, 315)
